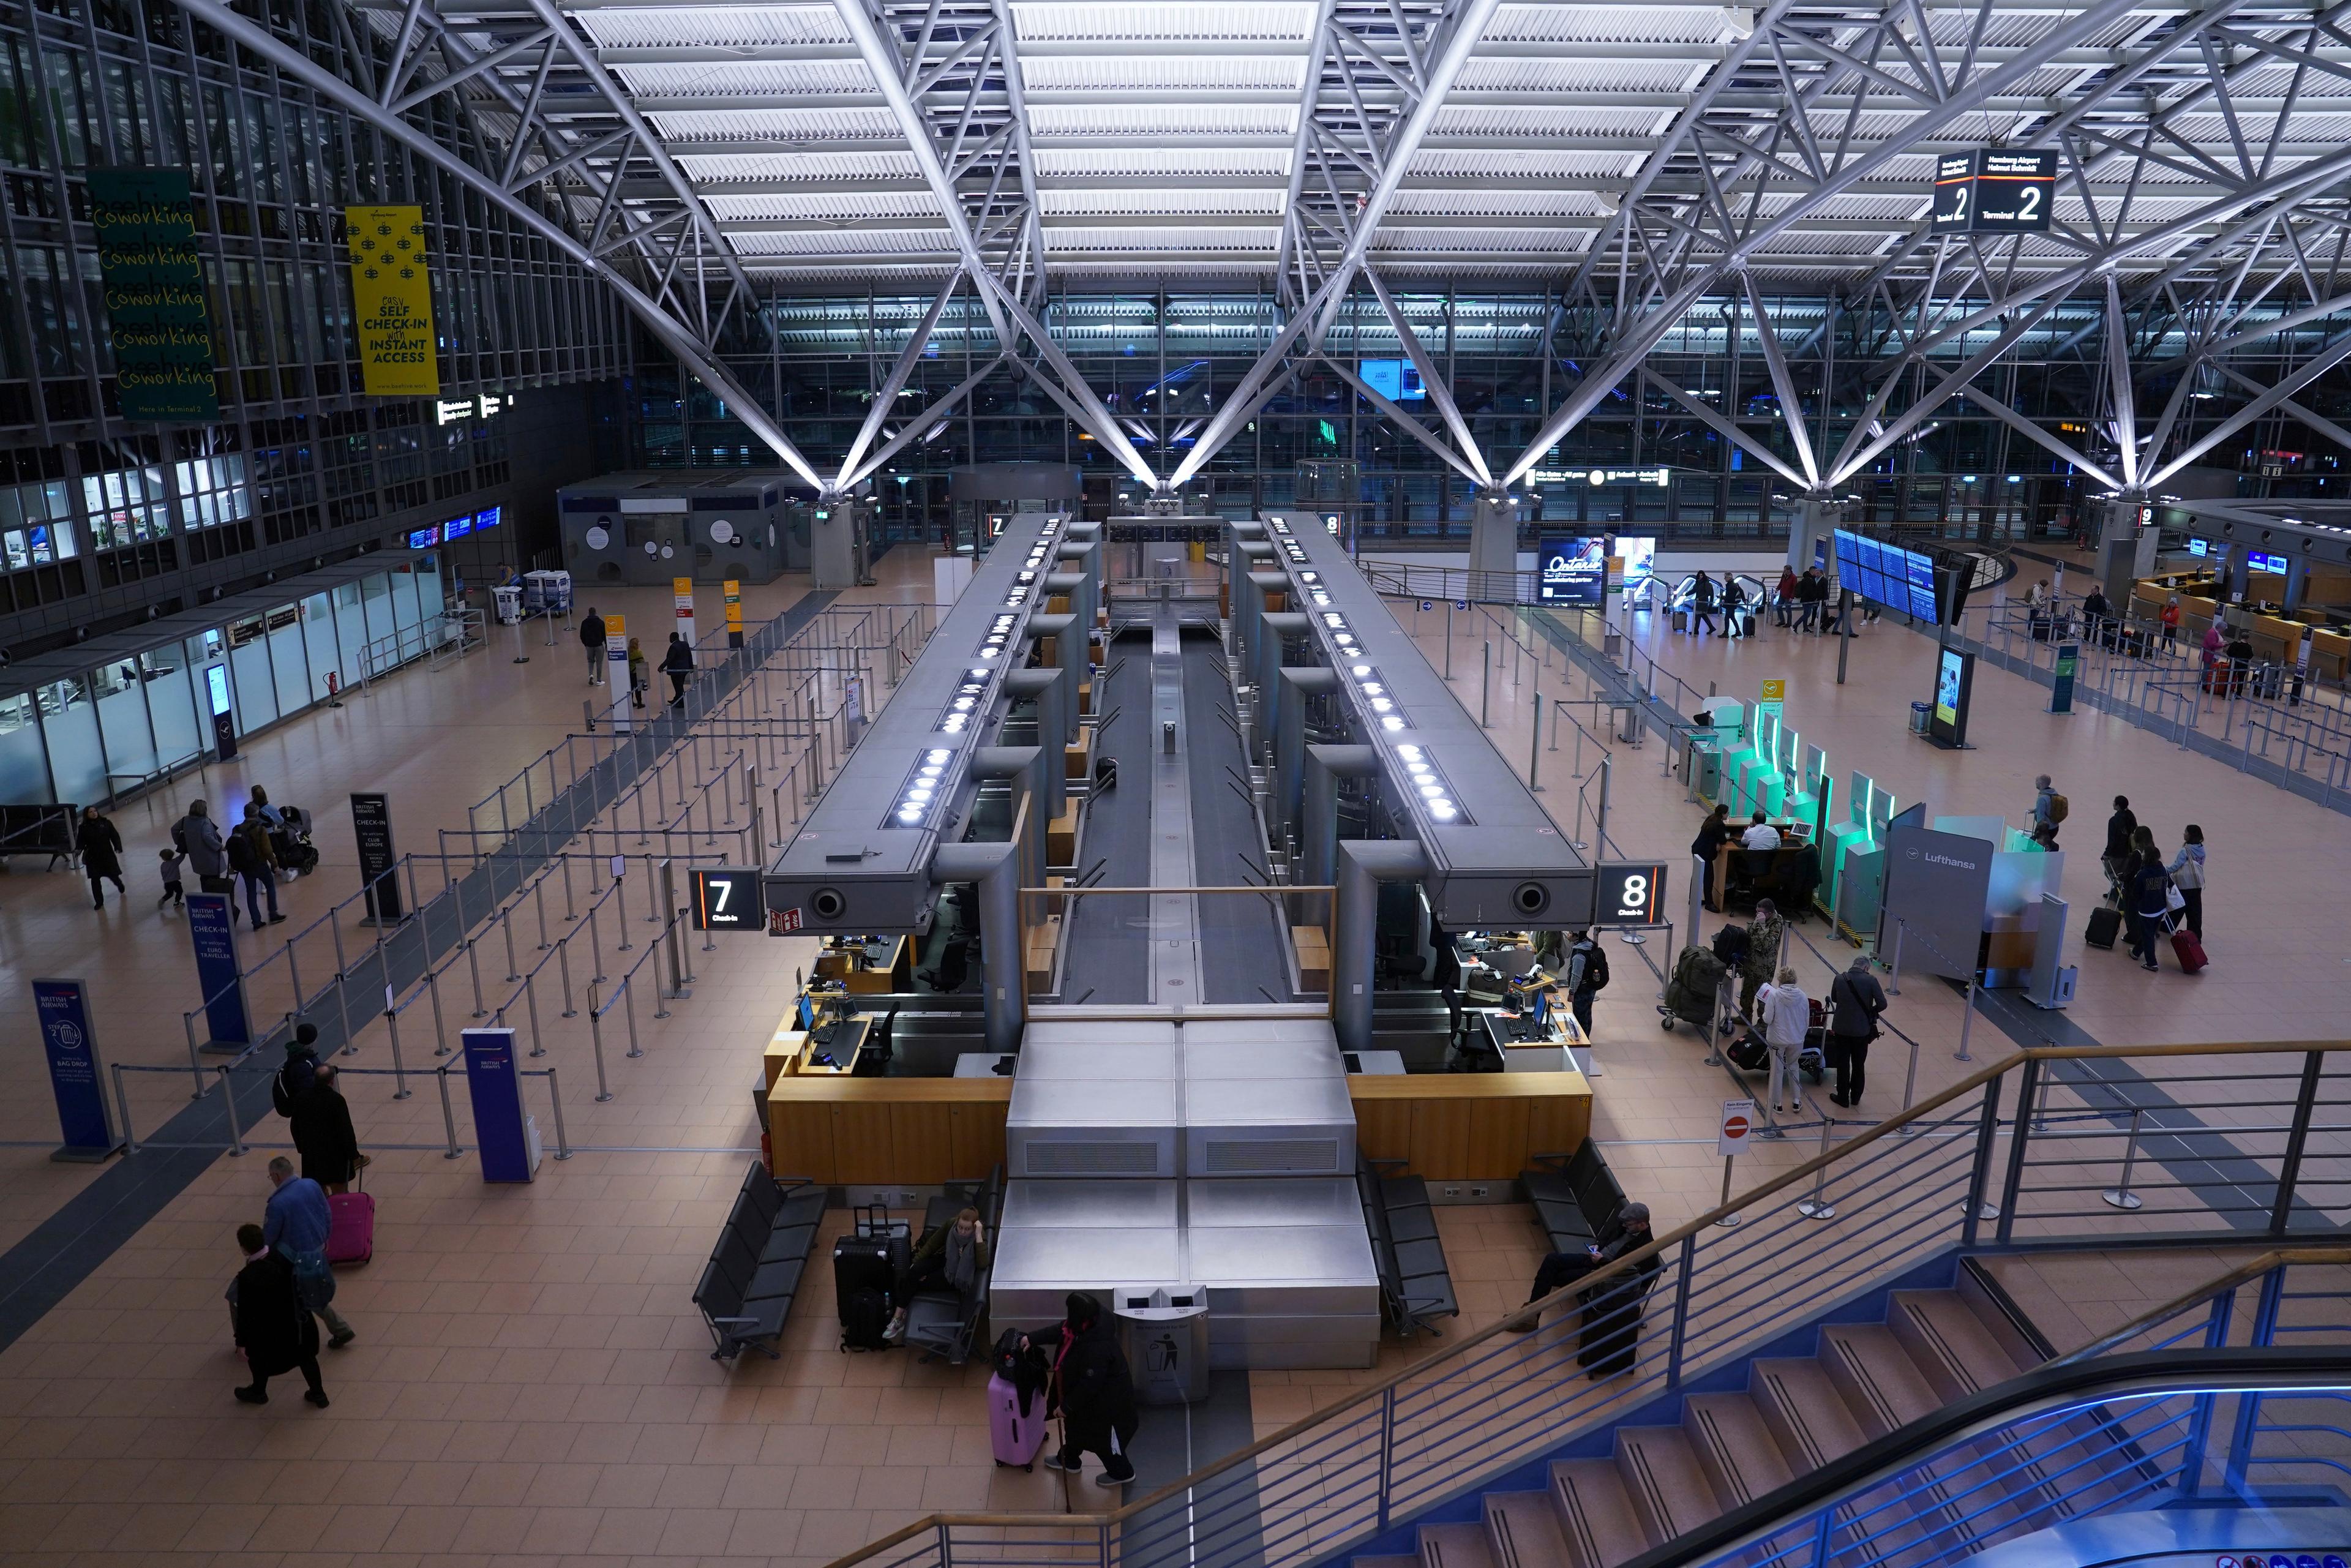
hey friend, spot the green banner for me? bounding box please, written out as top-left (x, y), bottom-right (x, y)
top-left (88, 167), bottom-right (218, 421)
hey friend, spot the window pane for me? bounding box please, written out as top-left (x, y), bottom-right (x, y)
top-left (42, 678), bottom-right (105, 805)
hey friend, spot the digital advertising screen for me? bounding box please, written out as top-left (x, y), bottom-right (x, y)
top-left (1930, 646), bottom-right (1975, 748)
top-left (1538, 536), bottom-right (1607, 605)
top-left (1358, 359), bottom-right (1426, 401)
top-left (1611, 535), bottom-right (1657, 587)
top-left (407, 524), bottom-right (440, 549)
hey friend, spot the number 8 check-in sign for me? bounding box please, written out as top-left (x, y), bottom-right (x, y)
top-left (692, 866), bottom-right (766, 932)
top-left (1595, 861), bottom-right (1667, 926)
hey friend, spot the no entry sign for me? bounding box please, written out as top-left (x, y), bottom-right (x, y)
top-left (1717, 1098), bottom-right (1757, 1158)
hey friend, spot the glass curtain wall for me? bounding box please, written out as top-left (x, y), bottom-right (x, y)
top-left (634, 287), bottom-right (2351, 544)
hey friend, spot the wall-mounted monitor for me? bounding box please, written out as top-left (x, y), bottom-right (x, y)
top-left (407, 524), bottom-right (440, 549)
top-left (1357, 359), bottom-right (1426, 401)
top-left (440, 514), bottom-right (473, 541)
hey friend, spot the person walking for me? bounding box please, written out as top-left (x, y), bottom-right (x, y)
top-left (263, 1156), bottom-right (357, 1347)
top-left (626, 636), bottom-right (648, 710)
top-left (78, 805), bottom-right (126, 909)
top-left (1690, 572), bottom-right (1719, 636)
top-left (1564, 928), bottom-right (1607, 1038)
top-left (662, 631), bottom-right (696, 707)
top-left (1693, 803), bottom-right (1731, 913)
top-left (1722, 577), bottom-right (1749, 639)
top-left (1022, 1291), bottom-right (1139, 1487)
top-left (290, 1063), bottom-right (363, 1195)
top-left (2161, 595), bottom-right (2183, 650)
top-left (1825, 955), bottom-right (1888, 1108)
top-left (1798, 568), bottom-right (1825, 632)
top-left (1739, 899), bottom-right (1784, 1022)
top-left (2030, 775), bottom-right (2063, 846)
top-left (176, 800), bottom-right (231, 895)
top-left (580, 606), bottom-right (607, 683)
top-left (1755, 967), bottom-right (1811, 1115)
top-left (157, 844), bottom-right (187, 910)
top-left (2102, 795), bottom-right (2138, 901)
top-left (1774, 566), bottom-right (1798, 628)
top-left (229, 1223), bottom-right (328, 1408)
top-left (2167, 825), bottom-right (2206, 942)
top-left (2123, 836), bottom-right (2173, 972)
top-left (228, 805), bottom-right (283, 929)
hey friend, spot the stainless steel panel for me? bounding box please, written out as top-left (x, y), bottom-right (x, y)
top-left (1180, 1040), bottom-right (1346, 1079)
top-left (1184, 1177), bottom-right (1363, 1229)
top-left (1023, 1021), bottom-right (1189, 1051)
top-left (1007, 1078), bottom-right (1180, 1128)
top-left (999, 1180), bottom-right (1178, 1230)
top-left (991, 1224), bottom-right (1182, 1286)
top-left (1172, 1018), bottom-right (1342, 1047)
top-left (1016, 1038), bottom-right (1178, 1081)
top-left (1182, 1074), bottom-right (1355, 1127)
top-left (1188, 1224), bottom-right (1382, 1310)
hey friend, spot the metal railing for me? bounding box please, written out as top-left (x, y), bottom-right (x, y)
top-left (1946, 595), bottom-right (2351, 814)
top-left (1660, 1250), bottom-right (2351, 1568)
top-left (824, 1037), bottom-right (2351, 1568)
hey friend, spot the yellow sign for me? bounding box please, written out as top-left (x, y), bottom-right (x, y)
top-left (606, 612), bottom-right (623, 638)
top-left (347, 205), bottom-right (439, 396)
top-left (1760, 679), bottom-right (1787, 702)
top-left (723, 579), bottom-right (744, 632)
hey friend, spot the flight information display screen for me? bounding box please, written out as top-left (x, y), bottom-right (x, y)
top-left (1832, 529), bottom-right (1947, 623)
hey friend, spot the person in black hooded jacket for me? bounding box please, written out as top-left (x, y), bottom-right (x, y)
top-left (1022, 1291), bottom-right (1140, 1486)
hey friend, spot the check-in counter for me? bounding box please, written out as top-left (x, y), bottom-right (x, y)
top-left (814, 935), bottom-right (913, 994)
top-left (1346, 1068), bottom-right (1593, 1182)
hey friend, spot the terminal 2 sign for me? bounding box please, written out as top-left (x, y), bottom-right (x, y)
top-left (1932, 149), bottom-right (2057, 234)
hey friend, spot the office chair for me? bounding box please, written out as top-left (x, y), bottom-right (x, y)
top-left (920, 938), bottom-right (970, 994)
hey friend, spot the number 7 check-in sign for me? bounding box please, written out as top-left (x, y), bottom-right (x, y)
top-left (692, 866), bottom-right (765, 932)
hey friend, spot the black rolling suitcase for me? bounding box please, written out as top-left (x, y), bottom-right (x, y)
top-left (834, 1207), bottom-right (909, 1351)
top-left (2084, 906), bottom-right (2122, 950)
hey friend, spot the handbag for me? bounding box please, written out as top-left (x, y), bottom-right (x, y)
top-left (2164, 882), bottom-right (2187, 914)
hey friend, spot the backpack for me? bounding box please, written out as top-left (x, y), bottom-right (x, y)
top-left (1577, 940), bottom-right (1610, 992)
top-left (226, 828), bottom-right (258, 876)
top-left (171, 819), bottom-right (189, 855)
top-left (1711, 925), bottom-right (1750, 969)
top-left (2047, 793), bottom-right (2071, 824)
top-left (840, 1286), bottom-right (892, 1352)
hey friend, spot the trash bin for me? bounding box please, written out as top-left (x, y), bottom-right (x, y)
top-left (1909, 701), bottom-right (1932, 736)
top-left (1113, 1285), bottom-right (1210, 1406)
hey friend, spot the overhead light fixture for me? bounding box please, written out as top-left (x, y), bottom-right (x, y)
top-left (885, 748), bottom-right (959, 828)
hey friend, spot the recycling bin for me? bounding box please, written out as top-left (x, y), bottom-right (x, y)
top-left (1114, 1284), bottom-right (1210, 1406)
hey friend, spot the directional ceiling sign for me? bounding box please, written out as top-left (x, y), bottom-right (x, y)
top-left (1932, 150), bottom-right (2057, 234)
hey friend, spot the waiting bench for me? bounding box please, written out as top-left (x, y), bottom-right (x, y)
top-left (901, 1165), bottom-right (1005, 1365)
top-left (1355, 1152), bottom-right (1457, 1337)
top-left (694, 1162), bottom-right (826, 1362)
top-left (1521, 1141), bottom-right (1627, 1255)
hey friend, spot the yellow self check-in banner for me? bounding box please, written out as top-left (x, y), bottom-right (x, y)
top-left (346, 204), bottom-right (440, 397)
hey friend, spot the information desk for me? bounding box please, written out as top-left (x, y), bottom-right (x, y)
top-left (1346, 1067), bottom-right (1593, 1182)
top-left (767, 1073), bottom-right (1012, 1186)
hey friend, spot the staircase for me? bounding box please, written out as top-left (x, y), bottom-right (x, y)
top-left (1351, 1271), bottom-right (2147, 1568)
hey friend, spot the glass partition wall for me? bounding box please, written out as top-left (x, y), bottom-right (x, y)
top-left (0, 553), bottom-right (444, 806)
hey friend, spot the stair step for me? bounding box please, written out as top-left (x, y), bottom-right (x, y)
top-left (1615, 1426), bottom-right (1723, 1546)
top-left (1420, 1521), bottom-right (1498, 1568)
top-left (1548, 1458), bottom-right (1647, 1568)
top-left (1889, 1290), bottom-right (2023, 1402)
top-left (1820, 1323), bottom-right (1943, 1437)
top-left (1682, 1394), bottom-right (1796, 1509)
top-left (1485, 1491), bottom-right (1573, 1568)
top-left (1357, 1555), bottom-right (1420, 1568)
top-left (1749, 1357), bottom-right (1870, 1474)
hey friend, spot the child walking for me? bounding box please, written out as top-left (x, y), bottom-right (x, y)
top-left (157, 846), bottom-right (187, 909)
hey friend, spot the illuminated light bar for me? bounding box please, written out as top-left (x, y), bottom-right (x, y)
top-left (1393, 742), bottom-right (1470, 825)
top-left (884, 747), bottom-right (959, 829)
top-left (936, 667), bottom-right (992, 735)
top-left (1341, 662), bottom-right (1411, 734)
top-left (977, 611), bottom-right (1021, 661)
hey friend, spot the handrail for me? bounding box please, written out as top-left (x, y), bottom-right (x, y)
top-left (2049, 1246), bottom-right (2351, 1367)
top-left (1619, 1347), bottom-right (2346, 1568)
top-left (822, 1035), bottom-right (2351, 1568)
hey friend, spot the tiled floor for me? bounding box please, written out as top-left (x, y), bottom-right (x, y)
top-left (0, 541), bottom-right (2334, 1568)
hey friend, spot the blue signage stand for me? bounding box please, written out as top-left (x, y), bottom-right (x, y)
top-left (461, 1027), bottom-right (534, 1183)
top-left (2050, 641), bottom-right (2080, 715)
top-left (34, 979), bottom-right (122, 1162)
top-left (186, 892), bottom-right (251, 1052)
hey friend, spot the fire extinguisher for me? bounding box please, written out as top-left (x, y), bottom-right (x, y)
top-left (323, 671), bottom-right (343, 708)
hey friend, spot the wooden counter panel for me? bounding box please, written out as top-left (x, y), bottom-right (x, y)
top-left (767, 1076), bottom-right (1013, 1185)
top-left (1347, 1071), bottom-right (1593, 1182)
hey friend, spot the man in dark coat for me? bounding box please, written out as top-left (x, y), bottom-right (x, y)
top-left (272, 1023), bottom-right (323, 1116)
top-left (290, 1063), bottom-right (362, 1193)
top-left (230, 1223), bottom-right (328, 1407)
top-left (1510, 1201), bottom-right (1662, 1376)
top-left (1024, 1291), bottom-right (1140, 1486)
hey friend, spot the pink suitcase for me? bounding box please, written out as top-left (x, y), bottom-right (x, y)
top-left (989, 1373), bottom-right (1048, 1470)
top-left (326, 1168), bottom-right (375, 1266)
